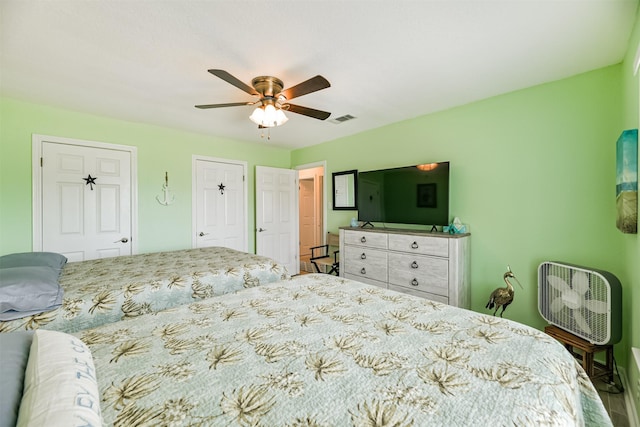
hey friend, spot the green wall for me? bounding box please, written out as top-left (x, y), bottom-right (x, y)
top-left (0, 98), bottom-right (291, 255)
top-left (621, 6), bottom-right (640, 420)
top-left (293, 66), bottom-right (630, 365)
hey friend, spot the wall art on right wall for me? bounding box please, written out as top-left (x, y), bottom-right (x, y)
top-left (616, 128), bottom-right (638, 234)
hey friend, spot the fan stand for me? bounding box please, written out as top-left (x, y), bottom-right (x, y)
top-left (544, 325), bottom-right (614, 382)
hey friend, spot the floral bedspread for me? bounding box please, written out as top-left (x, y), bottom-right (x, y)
top-left (76, 274), bottom-right (611, 426)
top-left (0, 247), bottom-right (288, 334)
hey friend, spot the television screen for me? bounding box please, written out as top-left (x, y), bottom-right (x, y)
top-left (357, 162), bottom-right (449, 226)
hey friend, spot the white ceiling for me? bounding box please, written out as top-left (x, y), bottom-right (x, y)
top-left (1, 1), bottom-right (637, 149)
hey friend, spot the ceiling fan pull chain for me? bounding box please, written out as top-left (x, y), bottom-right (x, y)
top-left (259, 128), bottom-right (271, 140)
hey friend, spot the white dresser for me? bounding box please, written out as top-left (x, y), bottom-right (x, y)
top-left (339, 227), bottom-right (470, 308)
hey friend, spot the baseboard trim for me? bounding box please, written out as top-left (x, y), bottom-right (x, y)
top-left (618, 367), bottom-right (639, 427)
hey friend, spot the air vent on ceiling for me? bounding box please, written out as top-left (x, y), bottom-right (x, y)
top-left (330, 114), bottom-right (356, 124)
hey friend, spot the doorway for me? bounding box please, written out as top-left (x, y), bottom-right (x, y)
top-left (297, 163), bottom-right (325, 273)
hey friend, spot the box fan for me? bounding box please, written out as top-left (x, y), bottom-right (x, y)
top-left (538, 262), bottom-right (622, 345)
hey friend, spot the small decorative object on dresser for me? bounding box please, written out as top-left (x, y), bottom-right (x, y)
top-left (339, 227), bottom-right (470, 308)
top-left (485, 265), bottom-right (523, 317)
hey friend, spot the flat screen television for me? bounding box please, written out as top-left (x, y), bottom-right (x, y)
top-left (357, 162), bottom-right (450, 226)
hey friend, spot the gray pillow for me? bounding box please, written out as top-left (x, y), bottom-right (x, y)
top-left (0, 266), bottom-right (64, 321)
top-left (0, 331), bottom-right (34, 427)
top-left (0, 252), bottom-right (67, 270)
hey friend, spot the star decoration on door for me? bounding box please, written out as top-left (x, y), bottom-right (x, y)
top-left (83, 174), bottom-right (97, 190)
top-left (218, 183), bottom-right (225, 195)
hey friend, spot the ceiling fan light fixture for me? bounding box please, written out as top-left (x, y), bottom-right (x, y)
top-left (249, 103), bottom-right (288, 128)
top-left (275, 108), bottom-right (289, 126)
top-left (249, 106), bottom-right (265, 124)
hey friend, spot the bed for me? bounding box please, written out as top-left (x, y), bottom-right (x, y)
top-left (0, 247), bottom-right (289, 334)
top-left (69, 274), bottom-right (611, 426)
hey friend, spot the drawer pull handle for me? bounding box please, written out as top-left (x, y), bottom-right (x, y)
top-left (411, 261), bottom-right (419, 269)
top-left (411, 278), bottom-right (419, 286)
top-left (360, 236), bottom-right (367, 243)
top-left (361, 253), bottom-right (367, 260)
top-left (411, 241), bottom-right (419, 249)
top-left (361, 267), bottom-right (367, 275)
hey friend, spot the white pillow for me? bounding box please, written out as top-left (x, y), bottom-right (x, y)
top-left (16, 330), bottom-right (102, 427)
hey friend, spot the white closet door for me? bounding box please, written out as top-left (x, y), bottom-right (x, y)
top-left (40, 141), bottom-right (132, 261)
top-left (194, 158), bottom-right (247, 252)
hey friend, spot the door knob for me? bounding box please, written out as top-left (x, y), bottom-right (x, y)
top-left (258, 228), bottom-right (267, 232)
top-left (199, 232), bottom-right (209, 237)
top-left (114, 237), bottom-right (129, 243)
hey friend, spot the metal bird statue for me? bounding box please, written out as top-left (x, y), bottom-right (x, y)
top-left (485, 266), bottom-right (523, 317)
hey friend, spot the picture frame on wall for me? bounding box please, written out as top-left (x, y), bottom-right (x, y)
top-left (332, 170), bottom-right (358, 210)
top-left (616, 129), bottom-right (638, 234)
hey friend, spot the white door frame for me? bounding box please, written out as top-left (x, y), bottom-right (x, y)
top-left (191, 155), bottom-right (248, 252)
top-left (295, 161), bottom-right (327, 242)
top-left (32, 134), bottom-right (139, 254)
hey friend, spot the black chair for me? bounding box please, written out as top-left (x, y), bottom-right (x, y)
top-left (310, 233), bottom-right (340, 275)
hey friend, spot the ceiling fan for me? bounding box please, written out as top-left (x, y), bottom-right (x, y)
top-left (195, 69), bottom-right (331, 128)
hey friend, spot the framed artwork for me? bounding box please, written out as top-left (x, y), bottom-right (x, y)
top-left (616, 129), bottom-right (638, 234)
top-left (332, 170), bottom-right (358, 210)
top-left (417, 183), bottom-right (437, 208)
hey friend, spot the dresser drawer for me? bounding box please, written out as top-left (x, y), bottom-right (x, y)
top-left (344, 245), bottom-right (388, 267)
top-left (344, 273), bottom-right (387, 289)
top-left (388, 233), bottom-right (448, 257)
top-left (388, 252), bottom-right (448, 296)
top-left (388, 284), bottom-right (449, 304)
top-left (343, 230), bottom-right (388, 249)
top-left (343, 245), bottom-right (388, 282)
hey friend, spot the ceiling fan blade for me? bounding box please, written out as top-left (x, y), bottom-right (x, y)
top-left (285, 104), bottom-right (331, 120)
top-left (279, 75), bottom-right (330, 101)
top-left (195, 102), bottom-right (253, 109)
top-left (208, 69), bottom-right (259, 96)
